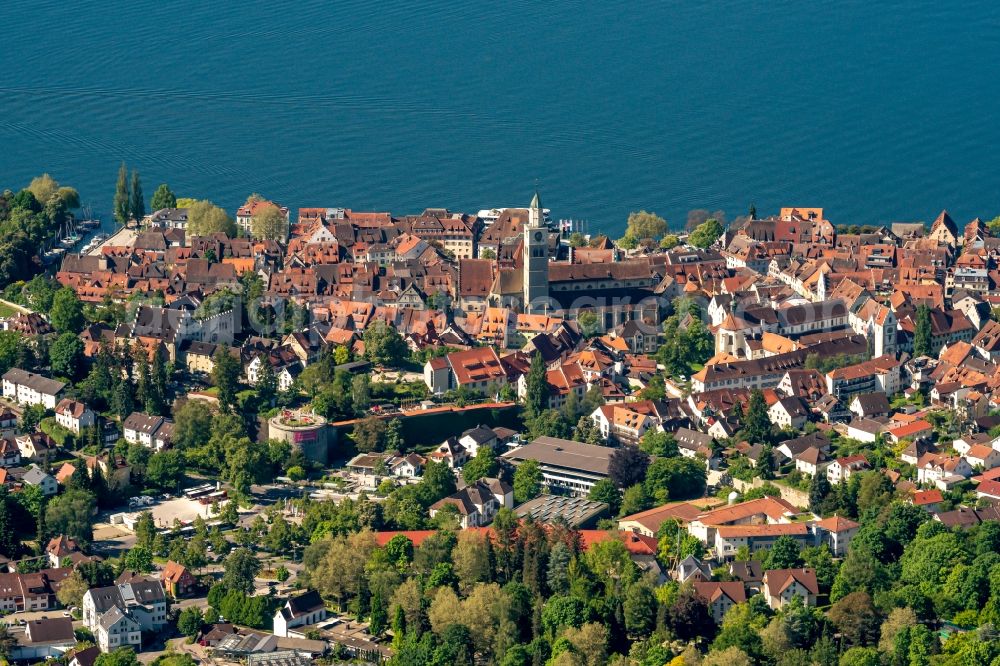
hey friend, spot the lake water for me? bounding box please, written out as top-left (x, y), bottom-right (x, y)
top-left (3, 0), bottom-right (1000, 235)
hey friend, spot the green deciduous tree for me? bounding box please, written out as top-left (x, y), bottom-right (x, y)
top-left (250, 203), bottom-right (287, 240)
top-left (587, 478), bottom-right (622, 516)
top-left (623, 583), bottom-right (656, 638)
top-left (27, 174), bottom-right (60, 204)
top-left (0, 490), bottom-right (21, 558)
top-left (763, 535), bottom-right (803, 570)
top-left (462, 446), bottom-right (499, 483)
top-left (509, 459), bottom-right (540, 505)
top-left (55, 569), bottom-right (90, 608)
top-left (353, 415), bottom-right (387, 453)
top-left (172, 400), bottom-right (213, 450)
top-left (45, 488), bottom-right (96, 544)
top-left (624, 210), bottom-right (668, 241)
top-left (689, 217), bottom-right (725, 248)
top-left (49, 332), bottom-right (84, 378)
top-left (187, 200), bottom-right (237, 237)
top-left (146, 450), bottom-right (185, 491)
top-left (95, 647), bottom-right (140, 666)
top-left (222, 547), bottom-right (262, 596)
top-left (150, 183), bottom-right (177, 211)
top-left (50, 287), bottom-right (85, 333)
top-left (177, 606), bottom-right (204, 638)
top-left (363, 321), bottom-right (408, 367)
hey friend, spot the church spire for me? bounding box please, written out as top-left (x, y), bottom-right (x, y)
top-left (528, 190), bottom-right (542, 228)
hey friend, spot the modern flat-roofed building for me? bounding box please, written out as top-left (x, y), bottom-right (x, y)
top-left (501, 436), bottom-right (612, 495)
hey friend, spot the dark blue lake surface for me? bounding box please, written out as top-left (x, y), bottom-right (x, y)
top-left (3, 0), bottom-right (1000, 234)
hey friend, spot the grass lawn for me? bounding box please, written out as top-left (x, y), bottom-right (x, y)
top-left (0, 302), bottom-right (19, 318)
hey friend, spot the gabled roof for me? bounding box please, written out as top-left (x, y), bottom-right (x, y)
top-left (912, 489), bottom-right (944, 505)
top-left (282, 590), bottom-right (325, 619)
top-left (764, 568), bottom-right (819, 596)
top-left (815, 515), bottom-right (860, 532)
top-left (1, 368), bottom-right (66, 396)
top-left (694, 497), bottom-right (797, 526)
top-left (618, 501), bottom-right (703, 530)
top-left (693, 581), bottom-right (747, 605)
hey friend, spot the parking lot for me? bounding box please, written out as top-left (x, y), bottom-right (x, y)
top-left (145, 496), bottom-right (223, 528)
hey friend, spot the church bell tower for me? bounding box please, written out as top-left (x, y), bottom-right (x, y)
top-left (522, 191), bottom-right (549, 314)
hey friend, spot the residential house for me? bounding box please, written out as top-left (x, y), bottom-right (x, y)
top-left (161, 561), bottom-right (196, 598)
top-left (793, 447), bottom-right (830, 478)
top-left (590, 404), bottom-right (654, 445)
top-left (69, 646), bottom-right (101, 666)
top-left (272, 590), bottom-right (327, 638)
top-left (916, 453), bottom-right (973, 487)
top-left (886, 419), bottom-right (934, 446)
top-left (769, 396), bottom-right (810, 429)
top-left (714, 523), bottom-right (813, 559)
top-left (675, 555), bottom-right (713, 583)
top-left (0, 438), bottom-right (22, 468)
top-left (729, 560), bottom-right (764, 591)
top-left (687, 497), bottom-right (797, 545)
top-left (46, 536), bottom-right (81, 568)
top-left (236, 199), bottom-right (289, 237)
top-left (762, 568), bottom-right (819, 609)
top-left (899, 437), bottom-right (936, 465)
top-left (23, 465), bottom-right (57, 496)
top-left (94, 607), bottom-right (142, 653)
top-left (964, 444), bottom-right (1000, 471)
top-left (614, 320), bottom-right (660, 354)
top-left (975, 479), bottom-right (1000, 501)
top-left (458, 425), bottom-right (499, 457)
top-left (429, 438), bottom-right (468, 469)
top-left (846, 417), bottom-right (888, 443)
top-left (423, 347), bottom-right (508, 396)
top-left (826, 355), bottom-right (902, 400)
top-left (693, 582), bottom-right (747, 623)
top-left (387, 453), bottom-right (424, 478)
top-left (775, 431), bottom-right (831, 460)
top-left (429, 477), bottom-right (512, 528)
top-left (54, 399), bottom-right (96, 435)
top-left (179, 340), bottom-right (227, 375)
top-left (815, 515), bottom-right (860, 556)
top-left (123, 413), bottom-right (174, 451)
top-left (2, 368), bottom-right (66, 409)
top-left (82, 578), bottom-right (168, 652)
top-left (674, 427), bottom-right (719, 468)
top-left (826, 454), bottom-right (869, 485)
top-left (85, 452), bottom-right (132, 488)
top-left (911, 489), bottom-right (944, 512)
top-left (849, 392), bottom-right (891, 419)
top-left (11, 617), bottom-right (76, 661)
top-left (16, 432), bottom-right (56, 464)
top-left (0, 569), bottom-right (69, 612)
